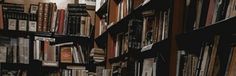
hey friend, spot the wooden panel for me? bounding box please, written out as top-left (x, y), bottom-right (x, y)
top-left (108, 0), bottom-right (118, 23)
top-left (169, 0), bottom-right (185, 76)
top-left (106, 33), bottom-right (115, 68)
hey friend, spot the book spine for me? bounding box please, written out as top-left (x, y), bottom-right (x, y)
top-left (43, 3), bottom-right (49, 32)
top-left (37, 3), bottom-right (44, 32)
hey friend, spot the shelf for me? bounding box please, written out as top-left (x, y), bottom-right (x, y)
top-left (95, 31), bottom-right (108, 48)
top-left (109, 53), bottom-right (129, 64)
top-left (1, 63), bottom-right (29, 70)
top-left (94, 61), bottom-right (105, 66)
top-left (60, 63), bottom-right (86, 67)
top-left (176, 16), bottom-right (236, 50)
top-left (137, 38), bottom-right (170, 60)
top-left (96, 0), bottom-right (108, 17)
top-left (107, 0), bottom-right (170, 37)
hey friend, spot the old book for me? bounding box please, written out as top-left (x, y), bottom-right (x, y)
top-left (28, 14), bottom-right (37, 32)
top-left (60, 47), bottom-right (73, 63)
top-left (0, 4), bottom-right (3, 30)
top-left (80, 16), bottom-right (86, 36)
top-left (18, 37), bottom-right (24, 64)
top-left (225, 46), bottom-right (236, 76)
top-left (43, 3), bottom-right (49, 32)
top-left (50, 3), bottom-right (57, 32)
top-left (193, 0), bottom-right (203, 30)
top-left (18, 13), bottom-right (28, 31)
top-left (205, 0), bottom-right (216, 26)
top-left (207, 36), bottom-right (220, 76)
top-left (0, 46), bottom-right (7, 62)
top-left (10, 38), bottom-right (17, 63)
top-left (141, 58), bottom-right (154, 76)
top-left (8, 13), bottom-right (17, 30)
top-left (37, 3), bottom-right (44, 32)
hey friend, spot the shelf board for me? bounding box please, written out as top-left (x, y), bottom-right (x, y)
top-left (107, 0), bottom-right (169, 37)
top-left (1, 63), bottom-right (29, 70)
top-left (109, 53), bottom-right (129, 64)
top-left (137, 38), bottom-right (170, 60)
top-left (176, 16), bottom-right (236, 50)
top-left (60, 63), bottom-right (86, 66)
top-left (96, 0), bottom-right (108, 17)
top-left (95, 31), bottom-right (108, 48)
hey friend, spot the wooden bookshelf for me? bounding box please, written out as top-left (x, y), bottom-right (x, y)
top-left (176, 16), bottom-right (236, 50)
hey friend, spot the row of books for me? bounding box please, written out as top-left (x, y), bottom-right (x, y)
top-left (116, 0), bottom-right (132, 21)
top-left (96, 66), bottom-right (112, 76)
top-left (66, 4), bottom-right (91, 36)
top-left (62, 66), bottom-right (88, 76)
top-left (142, 9), bottom-right (170, 46)
top-left (179, 36), bottom-right (220, 76)
top-left (90, 48), bottom-right (105, 62)
top-left (99, 14), bottom-right (108, 35)
top-left (183, 0), bottom-right (236, 32)
top-left (176, 36), bottom-right (226, 76)
top-left (0, 3), bottom-right (93, 37)
top-left (33, 36), bottom-right (86, 67)
top-left (134, 54), bottom-right (168, 76)
top-left (0, 36), bottom-right (29, 64)
top-left (114, 8), bottom-right (171, 57)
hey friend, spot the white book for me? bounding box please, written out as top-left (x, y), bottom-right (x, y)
top-left (142, 58), bottom-right (154, 76)
top-left (199, 45), bottom-right (210, 76)
top-left (51, 11), bottom-right (58, 32)
top-left (0, 46), bottom-right (7, 63)
top-left (18, 20), bottom-right (27, 31)
top-left (8, 19), bottom-right (17, 30)
top-left (28, 21), bottom-right (37, 32)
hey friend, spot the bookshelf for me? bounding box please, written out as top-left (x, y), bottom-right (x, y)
top-left (93, 0), bottom-right (236, 76)
top-left (0, 1), bottom-right (95, 76)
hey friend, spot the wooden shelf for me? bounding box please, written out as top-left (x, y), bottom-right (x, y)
top-left (109, 53), bottom-right (129, 64)
top-left (107, 0), bottom-right (170, 37)
top-left (1, 63), bottom-right (29, 70)
top-left (95, 31), bottom-right (108, 48)
top-left (176, 16), bottom-right (236, 50)
top-left (60, 63), bottom-right (86, 68)
top-left (137, 38), bottom-right (170, 60)
top-left (96, 0), bottom-right (108, 17)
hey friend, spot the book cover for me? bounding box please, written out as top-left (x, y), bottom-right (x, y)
top-left (60, 47), bottom-right (73, 63)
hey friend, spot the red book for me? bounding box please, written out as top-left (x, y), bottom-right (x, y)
top-left (57, 10), bottom-right (65, 34)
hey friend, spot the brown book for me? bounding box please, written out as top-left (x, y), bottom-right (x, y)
top-left (205, 0), bottom-right (216, 26)
top-left (225, 46), bottom-right (236, 76)
top-left (43, 3), bottom-right (49, 32)
top-left (37, 3), bottom-right (44, 32)
top-left (60, 47), bottom-right (73, 63)
top-left (207, 35), bottom-right (220, 76)
top-left (44, 40), bottom-right (49, 61)
top-left (0, 4), bottom-right (3, 30)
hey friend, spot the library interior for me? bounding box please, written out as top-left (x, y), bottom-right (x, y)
top-left (0, 0), bottom-right (236, 76)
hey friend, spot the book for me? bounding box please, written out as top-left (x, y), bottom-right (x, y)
top-left (37, 3), bottom-right (44, 32)
top-left (28, 14), bottom-right (37, 32)
top-left (0, 46), bottom-right (7, 62)
top-left (141, 58), bottom-right (155, 76)
top-left (18, 13), bottom-right (28, 31)
top-left (60, 46), bottom-right (73, 63)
